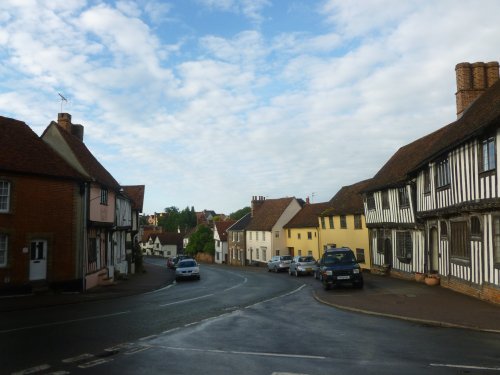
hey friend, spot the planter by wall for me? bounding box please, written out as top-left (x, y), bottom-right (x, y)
top-left (425, 275), bottom-right (440, 286)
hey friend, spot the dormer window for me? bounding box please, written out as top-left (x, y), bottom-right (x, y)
top-left (436, 158), bottom-right (451, 188)
top-left (398, 187), bottom-right (410, 208)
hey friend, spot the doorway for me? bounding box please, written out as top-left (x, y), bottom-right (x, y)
top-left (429, 227), bottom-right (439, 273)
top-left (29, 240), bottom-right (47, 281)
top-left (384, 238), bottom-right (392, 269)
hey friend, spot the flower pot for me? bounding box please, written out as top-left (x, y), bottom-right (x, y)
top-left (424, 276), bottom-right (440, 286)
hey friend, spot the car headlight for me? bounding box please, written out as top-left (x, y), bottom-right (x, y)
top-left (353, 269), bottom-right (360, 274)
top-left (326, 270), bottom-right (332, 276)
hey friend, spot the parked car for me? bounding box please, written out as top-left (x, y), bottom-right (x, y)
top-left (288, 255), bottom-right (317, 276)
top-left (267, 255), bottom-right (293, 272)
top-left (316, 248), bottom-right (363, 290)
top-left (175, 259), bottom-right (200, 281)
top-left (173, 255), bottom-right (192, 268)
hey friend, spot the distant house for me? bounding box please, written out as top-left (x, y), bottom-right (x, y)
top-left (0, 116), bottom-right (87, 292)
top-left (227, 213), bottom-right (251, 266)
top-left (284, 202), bottom-right (330, 261)
top-left (151, 233), bottom-right (184, 258)
top-left (320, 180), bottom-right (372, 269)
top-left (246, 196), bottom-right (303, 265)
top-left (213, 220), bottom-right (236, 264)
top-left (363, 62), bottom-right (500, 304)
top-left (41, 113), bottom-right (128, 289)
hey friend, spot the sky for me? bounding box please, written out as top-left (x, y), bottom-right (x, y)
top-left (1, 0), bottom-right (500, 215)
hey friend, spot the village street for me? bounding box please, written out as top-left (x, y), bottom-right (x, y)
top-left (1, 258), bottom-right (499, 374)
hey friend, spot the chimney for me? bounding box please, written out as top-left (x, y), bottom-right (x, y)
top-left (57, 113), bottom-right (84, 141)
top-left (251, 195), bottom-right (265, 217)
top-left (455, 61), bottom-right (499, 118)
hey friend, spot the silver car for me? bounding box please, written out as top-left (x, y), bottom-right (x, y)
top-left (267, 255), bottom-right (293, 272)
top-left (175, 259), bottom-right (200, 281)
top-left (289, 255), bottom-right (317, 276)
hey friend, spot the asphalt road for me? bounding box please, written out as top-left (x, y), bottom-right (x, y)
top-left (1, 261), bottom-right (499, 374)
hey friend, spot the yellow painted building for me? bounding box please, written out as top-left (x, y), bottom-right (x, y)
top-left (318, 180), bottom-right (372, 270)
top-left (283, 203), bottom-right (330, 261)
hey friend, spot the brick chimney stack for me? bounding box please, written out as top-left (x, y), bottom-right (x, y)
top-left (57, 113), bottom-right (84, 141)
top-left (455, 61), bottom-right (499, 118)
top-left (251, 196), bottom-right (265, 217)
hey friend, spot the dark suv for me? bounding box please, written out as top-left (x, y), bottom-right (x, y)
top-left (316, 248), bottom-right (363, 290)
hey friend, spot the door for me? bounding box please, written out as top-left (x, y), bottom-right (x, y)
top-left (29, 240), bottom-right (47, 281)
top-left (429, 227), bottom-right (439, 273)
top-left (384, 238), bottom-right (392, 268)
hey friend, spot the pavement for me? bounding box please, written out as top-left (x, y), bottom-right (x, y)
top-left (1, 261), bottom-right (499, 334)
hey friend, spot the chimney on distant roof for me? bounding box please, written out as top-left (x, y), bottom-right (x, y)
top-left (251, 195), bottom-right (265, 217)
top-left (455, 61), bottom-right (499, 118)
top-left (57, 113), bottom-right (84, 141)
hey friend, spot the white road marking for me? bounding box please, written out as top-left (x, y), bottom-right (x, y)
top-left (245, 284), bottom-right (306, 308)
top-left (124, 346), bottom-right (152, 355)
top-left (430, 363), bottom-right (500, 371)
top-left (46, 371), bottom-right (70, 375)
top-left (11, 364), bottom-right (51, 374)
top-left (78, 358), bottom-right (114, 368)
top-left (0, 311), bottom-right (131, 334)
top-left (62, 353), bottom-right (94, 363)
top-left (154, 345), bottom-right (325, 360)
top-left (139, 334), bottom-right (158, 341)
top-left (160, 294), bottom-right (214, 307)
top-left (144, 283), bottom-right (174, 294)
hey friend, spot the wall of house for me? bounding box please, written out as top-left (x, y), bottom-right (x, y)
top-left (246, 230), bottom-right (272, 264)
top-left (0, 174), bottom-right (81, 289)
top-left (228, 230), bottom-right (245, 266)
top-left (89, 183), bottom-right (115, 224)
top-left (365, 185), bottom-right (416, 225)
top-left (285, 227), bottom-right (321, 260)
top-left (319, 214), bottom-right (371, 270)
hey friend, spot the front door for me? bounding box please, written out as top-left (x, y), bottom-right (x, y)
top-left (29, 240), bottom-right (47, 281)
top-left (384, 238), bottom-right (392, 268)
top-left (429, 227), bottom-right (439, 273)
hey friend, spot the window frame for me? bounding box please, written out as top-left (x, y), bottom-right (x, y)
top-left (396, 231), bottom-right (412, 264)
top-left (382, 190), bottom-right (390, 209)
top-left (0, 180), bottom-right (11, 213)
top-left (480, 136), bottom-right (496, 173)
top-left (356, 248), bottom-right (365, 263)
top-left (328, 216), bottom-right (334, 229)
top-left (100, 187), bottom-right (109, 205)
top-left (366, 193), bottom-right (376, 210)
top-left (398, 186), bottom-right (410, 208)
top-left (423, 169), bottom-right (431, 194)
top-left (354, 215), bottom-right (362, 229)
top-left (320, 217), bottom-right (326, 229)
top-left (435, 158), bottom-right (451, 189)
top-left (0, 233), bottom-right (7, 267)
top-left (492, 216), bottom-right (500, 267)
top-left (340, 215), bottom-right (347, 229)
top-left (450, 220), bottom-right (470, 261)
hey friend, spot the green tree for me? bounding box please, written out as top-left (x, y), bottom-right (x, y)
top-left (186, 225), bottom-right (214, 255)
top-left (229, 206), bottom-right (251, 221)
top-left (158, 206), bottom-right (198, 233)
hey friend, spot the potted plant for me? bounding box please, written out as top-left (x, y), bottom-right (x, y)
top-left (424, 273), bottom-right (440, 286)
top-left (415, 272), bottom-right (425, 282)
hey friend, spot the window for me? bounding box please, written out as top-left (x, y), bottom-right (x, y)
top-left (256, 232), bottom-right (259, 241)
top-left (354, 215), bottom-right (362, 229)
top-left (0, 181), bottom-right (10, 212)
top-left (249, 232), bottom-right (252, 240)
top-left (440, 221), bottom-right (448, 239)
top-left (470, 217), bottom-right (481, 239)
top-left (450, 221), bottom-right (469, 259)
top-left (398, 187), bottom-right (410, 208)
top-left (307, 232), bottom-right (312, 240)
top-left (0, 234), bottom-right (7, 266)
top-left (298, 250), bottom-right (302, 256)
top-left (100, 187), bottom-right (108, 205)
top-left (480, 137), bottom-right (496, 172)
top-left (329, 217), bottom-right (334, 229)
top-left (382, 190), bottom-right (389, 209)
top-left (436, 158), bottom-right (451, 188)
top-left (275, 231), bottom-right (280, 238)
top-left (308, 250), bottom-right (312, 256)
top-left (275, 250), bottom-right (280, 256)
top-left (256, 248), bottom-right (260, 259)
top-left (287, 229), bottom-right (291, 238)
top-left (297, 233), bottom-right (301, 240)
top-left (262, 248), bottom-right (266, 261)
top-left (262, 232), bottom-right (266, 241)
top-left (366, 193), bottom-right (375, 210)
top-left (396, 231), bottom-right (412, 263)
top-left (423, 169), bottom-right (431, 193)
top-left (340, 215), bottom-right (347, 229)
top-left (356, 248), bottom-right (365, 263)
top-left (320, 217), bottom-right (326, 229)
top-left (493, 216), bottom-right (500, 265)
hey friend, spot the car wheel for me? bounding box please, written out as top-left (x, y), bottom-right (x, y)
top-left (288, 268), bottom-right (292, 276)
top-left (295, 269), bottom-right (299, 277)
top-left (274, 266), bottom-right (278, 273)
top-left (268, 267), bottom-right (272, 272)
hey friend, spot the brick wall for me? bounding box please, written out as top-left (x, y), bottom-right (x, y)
top-left (0, 173), bottom-right (80, 288)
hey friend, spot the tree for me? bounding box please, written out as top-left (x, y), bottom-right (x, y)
top-left (185, 225), bottom-right (214, 255)
top-left (229, 206), bottom-right (251, 221)
top-left (158, 206), bottom-right (197, 233)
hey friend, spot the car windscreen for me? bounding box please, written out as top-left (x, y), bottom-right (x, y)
top-left (178, 261), bottom-right (196, 268)
top-left (299, 256), bottom-right (315, 262)
top-left (323, 252), bottom-right (356, 265)
top-left (282, 256), bottom-right (292, 260)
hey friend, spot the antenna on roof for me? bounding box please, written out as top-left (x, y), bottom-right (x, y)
top-left (58, 93), bottom-right (67, 113)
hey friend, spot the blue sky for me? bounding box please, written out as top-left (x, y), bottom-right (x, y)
top-left (1, 0), bottom-right (500, 215)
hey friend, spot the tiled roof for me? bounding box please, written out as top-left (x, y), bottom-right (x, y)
top-left (0, 116), bottom-right (86, 180)
top-left (227, 212), bottom-right (252, 231)
top-left (283, 202), bottom-right (330, 228)
top-left (122, 185), bottom-right (145, 211)
top-left (44, 122), bottom-right (121, 190)
top-left (214, 220), bottom-right (236, 241)
top-left (246, 197), bottom-right (296, 231)
top-left (156, 232), bottom-right (184, 246)
top-left (323, 179), bottom-right (373, 216)
top-left (363, 78), bottom-right (500, 193)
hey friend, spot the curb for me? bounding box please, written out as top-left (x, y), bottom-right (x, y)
top-left (312, 291), bottom-right (500, 335)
